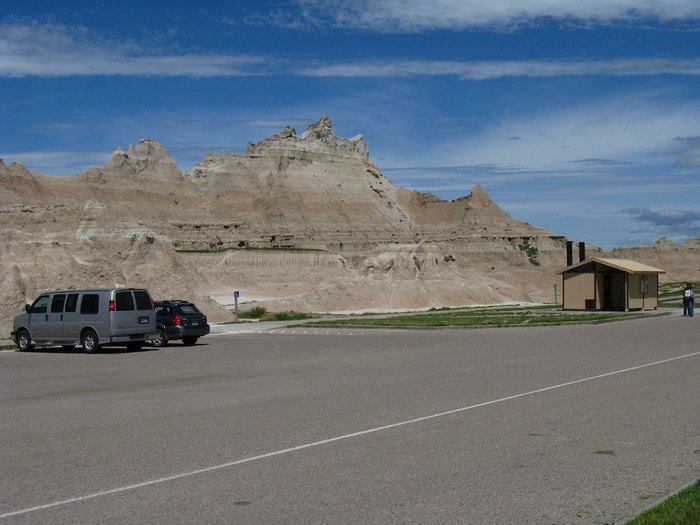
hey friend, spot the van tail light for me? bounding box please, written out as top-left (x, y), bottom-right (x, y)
top-left (109, 300), bottom-right (116, 312)
top-left (171, 315), bottom-right (182, 326)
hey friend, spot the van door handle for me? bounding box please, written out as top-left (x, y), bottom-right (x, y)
top-left (45, 314), bottom-right (48, 321)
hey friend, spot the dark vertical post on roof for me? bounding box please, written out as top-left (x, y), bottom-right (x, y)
top-left (566, 241), bottom-right (573, 266)
top-left (579, 241), bottom-right (586, 262)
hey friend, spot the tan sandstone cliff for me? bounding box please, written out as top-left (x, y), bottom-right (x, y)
top-left (1, 116), bottom-right (696, 334)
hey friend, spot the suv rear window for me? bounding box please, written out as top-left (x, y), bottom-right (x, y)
top-left (134, 291), bottom-right (153, 311)
top-left (115, 291), bottom-right (135, 311)
top-left (176, 304), bottom-right (201, 315)
top-left (80, 294), bottom-right (100, 315)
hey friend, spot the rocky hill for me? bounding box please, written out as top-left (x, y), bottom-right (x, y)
top-left (1, 116), bottom-right (697, 334)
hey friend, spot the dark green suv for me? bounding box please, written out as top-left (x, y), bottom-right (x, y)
top-left (152, 300), bottom-right (210, 347)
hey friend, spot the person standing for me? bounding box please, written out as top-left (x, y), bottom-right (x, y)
top-left (687, 283), bottom-right (695, 317)
top-left (683, 283), bottom-right (690, 316)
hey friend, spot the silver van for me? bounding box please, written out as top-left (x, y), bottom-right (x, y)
top-left (12, 288), bottom-right (157, 353)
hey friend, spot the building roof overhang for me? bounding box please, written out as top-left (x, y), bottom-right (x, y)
top-left (557, 257), bottom-right (666, 275)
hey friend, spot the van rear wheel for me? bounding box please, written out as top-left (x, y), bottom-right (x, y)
top-left (81, 330), bottom-right (100, 354)
top-left (16, 330), bottom-right (33, 352)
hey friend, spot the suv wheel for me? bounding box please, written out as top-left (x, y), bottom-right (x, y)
top-left (151, 328), bottom-right (167, 347)
top-left (182, 337), bottom-right (198, 346)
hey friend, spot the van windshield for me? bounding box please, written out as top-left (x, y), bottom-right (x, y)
top-left (30, 295), bottom-right (49, 314)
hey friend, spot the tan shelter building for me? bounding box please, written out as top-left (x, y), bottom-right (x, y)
top-left (557, 258), bottom-right (665, 311)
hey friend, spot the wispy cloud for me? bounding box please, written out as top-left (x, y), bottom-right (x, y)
top-left (432, 94), bottom-right (700, 170)
top-left (674, 136), bottom-right (700, 165)
top-left (296, 58), bottom-right (700, 80)
top-left (623, 207), bottom-right (700, 241)
top-left (623, 207), bottom-right (700, 226)
top-left (4, 21), bottom-right (700, 80)
top-left (0, 150), bottom-right (107, 173)
top-left (0, 21), bottom-right (268, 78)
top-left (287, 0), bottom-right (700, 32)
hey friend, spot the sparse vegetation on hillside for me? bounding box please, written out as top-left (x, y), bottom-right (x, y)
top-left (236, 307), bottom-right (312, 322)
top-left (518, 241), bottom-right (540, 266)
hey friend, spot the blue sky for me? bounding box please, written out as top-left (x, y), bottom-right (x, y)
top-left (1, 1), bottom-right (699, 249)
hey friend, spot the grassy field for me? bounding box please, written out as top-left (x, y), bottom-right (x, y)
top-left (625, 479), bottom-right (700, 525)
top-left (300, 304), bottom-right (651, 329)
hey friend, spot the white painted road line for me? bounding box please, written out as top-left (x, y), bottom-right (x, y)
top-left (3, 350), bottom-right (699, 520)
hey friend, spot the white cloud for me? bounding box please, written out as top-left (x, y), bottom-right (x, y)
top-left (5, 21), bottom-right (700, 80)
top-left (292, 0), bottom-right (700, 31)
top-left (433, 95), bottom-right (700, 170)
top-left (674, 136), bottom-right (700, 165)
top-left (0, 150), bottom-right (107, 174)
top-left (297, 58), bottom-right (700, 80)
top-left (0, 22), bottom-right (267, 78)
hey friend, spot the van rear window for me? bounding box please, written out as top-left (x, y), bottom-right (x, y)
top-left (134, 291), bottom-right (153, 311)
top-left (80, 294), bottom-right (100, 315)
top-left (115, 291), bottom-right (135, 311)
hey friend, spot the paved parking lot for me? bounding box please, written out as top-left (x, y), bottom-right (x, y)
top-left (1, 315), bottom-right (698, 523)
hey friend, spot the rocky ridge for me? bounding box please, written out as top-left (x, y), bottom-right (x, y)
top-left (1, 116), bottom-right (697, 334)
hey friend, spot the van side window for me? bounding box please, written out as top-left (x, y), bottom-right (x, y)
top-left (65, 294), bottom-right (79, 313)
top-left (115, 291), bottom-right (135, 311)
top-left (134, 290), bottom-right (153, 311)
top-left (30, 295), bottom-right (50, 314)
top-left (80, 294), bottom-right (100, 315)
top-left (51, 294), bottom-right (66, 313)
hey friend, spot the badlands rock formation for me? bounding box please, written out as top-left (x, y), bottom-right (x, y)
top-left (1, 116), bottom-right (697, 334)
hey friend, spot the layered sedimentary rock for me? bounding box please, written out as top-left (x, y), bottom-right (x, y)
top-left (3, 116), bottom-right (693, 334)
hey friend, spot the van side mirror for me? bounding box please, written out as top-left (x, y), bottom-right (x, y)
top-left (25, 304), bottom-right (31, 313)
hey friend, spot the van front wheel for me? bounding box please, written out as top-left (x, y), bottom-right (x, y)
top-left (16, 330), bottom-right (33, 352)
top-left (82, 330), bottom-right (100, 354)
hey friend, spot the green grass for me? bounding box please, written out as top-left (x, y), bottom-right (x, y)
top-left (300, 305), bottom-right (640, 329)
top-left (626, 479), bottom-right (700, 525)
top-left (269, 311), bottom-right (312, 321)
top-left (238, 306), bottom-right (267, 319)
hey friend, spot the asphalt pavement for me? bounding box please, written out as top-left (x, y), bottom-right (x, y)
top-left (1, 314), bottom-right (698, 524)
